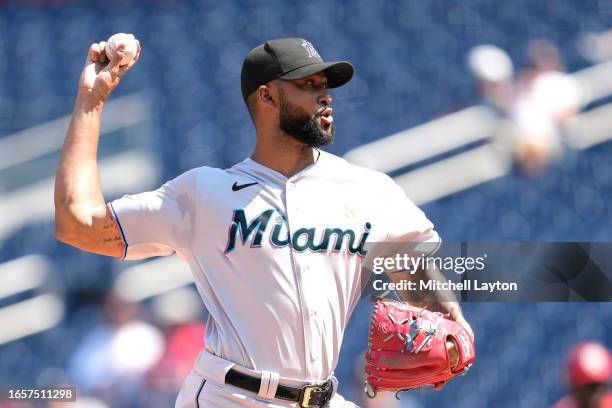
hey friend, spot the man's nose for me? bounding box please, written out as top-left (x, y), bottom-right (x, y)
top-left (318, 91), bottom-right (332, 107)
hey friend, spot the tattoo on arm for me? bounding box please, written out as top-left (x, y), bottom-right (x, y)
top-left (98, 210), bottom-right (124, 255)
top-left (392, 263), bottom-right (459, 313)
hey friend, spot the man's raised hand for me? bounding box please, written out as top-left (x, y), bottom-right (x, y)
top-left (78, 34), bottom-right (141, 103)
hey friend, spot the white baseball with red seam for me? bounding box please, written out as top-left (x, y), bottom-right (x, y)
top-left (105, 33), bottom-right (137, 66)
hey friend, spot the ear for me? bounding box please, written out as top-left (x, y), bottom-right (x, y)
top-left (257, 85), bottom-right (276, 107)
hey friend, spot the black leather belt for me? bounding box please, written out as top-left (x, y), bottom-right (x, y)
top-left (225, 368), bottom-right (333, 407)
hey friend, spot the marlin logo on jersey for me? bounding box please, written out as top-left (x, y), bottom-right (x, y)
top-left (224, 209), bottom-right (371, 256)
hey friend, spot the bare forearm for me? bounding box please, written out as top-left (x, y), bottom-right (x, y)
top-left (395, 264), bottom-right (460, 314)
top-left (55, 93), bottom-right (106, 224)
top-left (54, 93), bottom-right (124, 256)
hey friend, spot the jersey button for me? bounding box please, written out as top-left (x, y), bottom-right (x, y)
top-left (288, 182), bottom-right (296, 189)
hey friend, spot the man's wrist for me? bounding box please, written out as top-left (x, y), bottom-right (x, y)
top-left (444, 301), bottom-right (462, 318)
top-left (74, 91), bottom-right (105, 113)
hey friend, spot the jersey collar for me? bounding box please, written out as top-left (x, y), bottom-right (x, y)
top-left (240, 148), bottom-right (325, 186)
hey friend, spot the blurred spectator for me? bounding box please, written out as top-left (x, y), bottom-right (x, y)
top-left (49, 397), bottom-right (109, 408)
top-left (469, 40), bottom-right (582, 176)
top-left (578, 29), bottom-right (612, 63)
top-left (550, 341), bottom-right (612, 408)
top-left (510, 39), bottom-right (581, 175)
top-left (148, 287), bottom-right (206, 392)
top-left (67, 292), bottom-right (165, 406)
top-left (148, 323), bottom-right (205, 391)
top-left (468, 44), bottom-right (515, 113)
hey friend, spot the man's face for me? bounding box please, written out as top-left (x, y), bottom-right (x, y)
top-left (277, 73), bottom-right (334, 147)
top-left (573, 383), bottom-right (607, 408)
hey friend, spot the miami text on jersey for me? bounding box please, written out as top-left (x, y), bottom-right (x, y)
top-left (224, 208), bottom-right (371, 256)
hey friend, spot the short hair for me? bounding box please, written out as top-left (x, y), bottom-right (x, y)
top-left (245, 91), bottom-right (258, 121)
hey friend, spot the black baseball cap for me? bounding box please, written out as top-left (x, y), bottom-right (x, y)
top-left (241, 38), bottom-right (354, 101)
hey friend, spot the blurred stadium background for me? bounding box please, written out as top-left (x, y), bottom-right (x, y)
top-left (0, 0), bottom-right (611, 407)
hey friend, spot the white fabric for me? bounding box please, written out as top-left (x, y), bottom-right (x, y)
top-left (257, 370), bottom-right (280, 401)
top-left (193, 348), bottom-right (236, 386)
top-left (267, 372), bottom-right (280, 400)
top-left (110, 150), bottom-right (439, 404)
top-left (176, 350), bottom-right (355, 408)
top-left (175, 370), bottom-right (358, 408)
top-left (195, 349), bottom-right (323, 389)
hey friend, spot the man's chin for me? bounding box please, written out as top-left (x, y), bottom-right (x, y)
top-left (309, 128), bottom-right (334, 147)
top-left (320, 134), bottom-right (334, 146)
top-left (282, 122), bottom-right (334, 147)
top-left (297, 137), bottom-right (332, 148)
top-left (317, 124), bottom-right (335, 144)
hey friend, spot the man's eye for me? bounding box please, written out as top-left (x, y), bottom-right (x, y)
top-left (304, 81), bottom-right (327, 89)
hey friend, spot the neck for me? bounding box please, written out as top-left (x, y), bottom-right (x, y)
top-left (251, 130), bottom-right (318, 178)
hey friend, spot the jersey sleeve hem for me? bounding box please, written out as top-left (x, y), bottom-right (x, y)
top-left (107, 202), bottom-right (128, 260)
top-left (423, 234), bottom-right (442, 257)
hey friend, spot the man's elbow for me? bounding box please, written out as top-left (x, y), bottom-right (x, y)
top-left (54, 206), bottom-right (87, 248)
top-left (55, 225), bottom-right (76, 246)
top-left (54, 204), bottom-right (120, 258)
top-left (55, 215), bottom-right (79, 247)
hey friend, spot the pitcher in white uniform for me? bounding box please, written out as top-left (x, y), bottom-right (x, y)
top-left (55, 36), bottom-right (473, 407)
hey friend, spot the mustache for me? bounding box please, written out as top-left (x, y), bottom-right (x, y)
top-left (313, 105), bottom-right (331, 118)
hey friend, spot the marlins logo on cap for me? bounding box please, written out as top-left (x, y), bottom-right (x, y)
top-left (300, 40), bottom-right (321, 59)
top-left (240, 38), bottom-right (354, 101)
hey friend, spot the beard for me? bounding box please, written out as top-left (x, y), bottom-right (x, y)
top-left (278, 90), bottom-right (334, 147)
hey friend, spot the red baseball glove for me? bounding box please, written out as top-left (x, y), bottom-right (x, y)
top-left (364, 299), bottom-right (475, 398)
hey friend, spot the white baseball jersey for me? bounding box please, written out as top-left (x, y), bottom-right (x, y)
top-left (109, 149), bottom-right (438, 388)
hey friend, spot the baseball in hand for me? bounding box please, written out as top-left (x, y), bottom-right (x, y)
top-left (105, 33), bottom-right (138, 66)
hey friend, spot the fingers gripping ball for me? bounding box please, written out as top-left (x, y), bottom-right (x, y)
top-left (364, 300), bottom-right (475, 398)
top-left (105, 33), bottom-right (138, 66)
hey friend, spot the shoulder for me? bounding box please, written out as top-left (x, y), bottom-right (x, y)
top-left (320, 150), bottom-right (395, 188)
top-left (164, 165), bottom-right (230, 196)
top-left (184, 165), bottom-right (228, 178)
top-left (185, 165), bottom-right (228, 181)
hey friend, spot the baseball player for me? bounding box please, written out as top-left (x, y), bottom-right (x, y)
top-left (55, 36), bottom-right (474, 407)
top-left (551, 342), bottom-right (612, 408)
